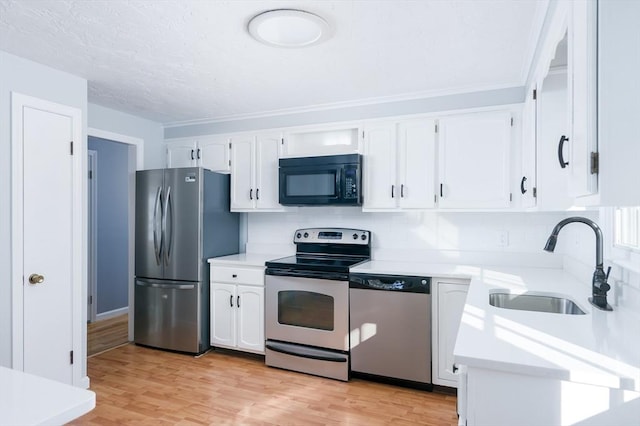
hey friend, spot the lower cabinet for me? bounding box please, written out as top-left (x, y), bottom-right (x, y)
top-left (210, 265), bottom-right (265, 354)
top-left (432, 278), bottom-right (469, 387)
top-left (458, 366), bottom-right (638, 426)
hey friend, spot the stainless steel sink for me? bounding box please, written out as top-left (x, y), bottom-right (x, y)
top-left (489, 292), bottom-right (586, 315)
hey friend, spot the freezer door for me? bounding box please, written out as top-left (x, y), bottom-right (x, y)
top-left (135, 169), bottom-right (164, 279)
top-left (163, 168), bottom-right (202, 282)
top-left (134, 278), bottom-right (200, 353)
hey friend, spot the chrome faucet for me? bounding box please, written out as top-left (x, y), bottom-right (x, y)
top-left (544, 217), bottom-right (613, 311)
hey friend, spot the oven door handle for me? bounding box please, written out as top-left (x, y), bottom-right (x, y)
top-left (265, 268), bottom-right (348, 281)
top-left (266, 341), bottom-right (348, 363)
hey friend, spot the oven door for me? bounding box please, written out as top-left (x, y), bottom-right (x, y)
top-left (265, 274), bottom-right (349, 351)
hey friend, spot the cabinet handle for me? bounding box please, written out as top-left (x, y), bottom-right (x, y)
top-left (197, 148), bottom-right (201, 159)
top-left (229, 295), bottom-right (233, 307)
top-left (520, 176), bottom-right (527, 194)
top-left (453, 364), bottom-right (458, 373)
top-left (400, 184), bottom-right (404, 198)
top-left (558, 135), bottom-right (569, 168)
top-left (391, 185), bottom-right (395, 198)
top-left (256, 188), bottom-right (260, 200)
top-left (440, 183), bottom-right (443, 198)
top-left (232, 274), bottom-right (237, 278)
top-left (191, 149), bottom-right (195, 160)
top-left (249, 188), bottom-right (253, 200)
top-left (237, 295), bottom-right (240, 308)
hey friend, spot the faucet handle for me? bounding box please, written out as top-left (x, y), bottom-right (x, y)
top-left (605, 266), bottom-right (612, 281)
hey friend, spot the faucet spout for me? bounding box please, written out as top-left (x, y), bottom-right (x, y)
top-left (543, 216), bottom-right (612, 311)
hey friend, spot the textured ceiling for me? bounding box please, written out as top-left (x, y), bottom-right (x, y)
top-left (0, 0), bottom-right (547, 125)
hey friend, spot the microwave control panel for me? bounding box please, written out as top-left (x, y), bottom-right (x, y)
top-left (344, 166), bottom-right (358, 199)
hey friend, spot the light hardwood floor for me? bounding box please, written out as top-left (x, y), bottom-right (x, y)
top-left (72, 344), bottom-right (458, 425)
top-left (87, 314), bottom-right (129, 357)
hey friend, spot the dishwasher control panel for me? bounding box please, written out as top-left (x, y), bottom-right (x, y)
top-left (349, 274), bottom-right (430, 293)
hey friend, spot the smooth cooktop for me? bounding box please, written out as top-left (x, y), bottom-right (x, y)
top-left (266, 255), bottom-right (370, 273)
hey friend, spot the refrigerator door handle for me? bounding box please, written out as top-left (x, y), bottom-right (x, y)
top-left (153, 186), bottom-right (163, 265)
top-left (135, 281), bottom-right (195, 290)
top-left (163, 185), bottom-right (173, 266)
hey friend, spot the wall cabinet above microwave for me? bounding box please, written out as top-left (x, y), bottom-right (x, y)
top-left (282, 125), bottom-right (362, 158)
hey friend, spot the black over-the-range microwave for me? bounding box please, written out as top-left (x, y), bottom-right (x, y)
top-left (278, 154), bottom-right (363, 206)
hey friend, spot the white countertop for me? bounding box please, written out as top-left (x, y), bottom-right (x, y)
top-left (0, 367), bottom-right (95, 425)
top-left (207, 252), bottom-right (290, 267)
top-left (351, 260), bottom-right (640, 392)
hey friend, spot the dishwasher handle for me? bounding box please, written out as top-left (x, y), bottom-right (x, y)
top-left (349, 274), bottom-right (431, 293)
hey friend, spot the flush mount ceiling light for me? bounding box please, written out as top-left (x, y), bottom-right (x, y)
top-left (248, 9), bottom-right (331, 48)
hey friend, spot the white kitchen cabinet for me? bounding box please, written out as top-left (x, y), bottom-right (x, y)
top-left (438, 111), bottom-right (512, 209)
top-left (230, 131), bottom-right (284, 211)
top-left (459, 366), bottom-right (638, 426)
top-left (282, 125), bottom-right (361, 158)
top-left (568, 0), bottom-right (598, 199)
top-left (363, 118), bottom-right (436, 211)
top-left (432, 278), bottom-right (469, 387)
top-left (519, 86), bottom-right (537, 209)
top-left (166, 136), bottom-right (231, 173)
top-left (210, 264), bottom-right (265, 354)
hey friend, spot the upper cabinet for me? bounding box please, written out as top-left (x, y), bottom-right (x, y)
top-left (363, 119), bottom-right (437, 211)
top-left (568, 0), bottom-right (598, 199)
top-left (438, 111), bottom-right (513, 209)
top-left (282, 125), bottom-right (361, 158)
top-left (230, 131), bottom-right (284, 212)
top-left (166, 136), bottom-right (231, 173)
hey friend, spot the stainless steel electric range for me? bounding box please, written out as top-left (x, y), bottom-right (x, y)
top-left (264, 228), bottom-right (371, 381)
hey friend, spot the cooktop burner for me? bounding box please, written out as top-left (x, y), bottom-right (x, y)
top-left (265, 228), bottom-right (372, 273)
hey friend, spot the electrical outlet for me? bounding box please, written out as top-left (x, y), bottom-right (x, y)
top-left (497, 230), bottom-right (509, 247)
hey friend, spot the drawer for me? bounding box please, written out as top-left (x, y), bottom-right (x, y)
top-left (210, 265), bottom-right (264, 286)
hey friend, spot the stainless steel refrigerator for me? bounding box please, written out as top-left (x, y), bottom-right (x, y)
top-left (134, 167), bottom-right (239, 354)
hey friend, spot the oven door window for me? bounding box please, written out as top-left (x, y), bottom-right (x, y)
top-left (278, 290), bottom-right (334, 331)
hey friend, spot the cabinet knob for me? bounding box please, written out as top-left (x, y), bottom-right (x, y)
top-left (232, 274), bottom-right (237, 278)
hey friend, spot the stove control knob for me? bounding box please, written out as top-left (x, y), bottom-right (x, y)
top-left (361, 234), bottom-right (367, 241)
top-left (303, 232), bottom-right (309, 238)
top-left (296, 233), bottom-right (302, 239)
top-left (353, 233), bottom-right (358, 240)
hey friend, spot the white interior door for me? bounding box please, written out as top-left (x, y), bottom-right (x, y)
top-left (13, 94), bottom-right (82, 385)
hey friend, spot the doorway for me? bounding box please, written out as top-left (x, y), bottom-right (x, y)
top-left (86, 128), bottom-right (143, 355)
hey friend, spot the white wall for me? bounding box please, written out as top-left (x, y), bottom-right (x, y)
top-left (88, 103), bottom-right (164, 169)
top-left (246, 209), bottom-right (567, 268)
top-left (0, 50), bottom-right (88, 368)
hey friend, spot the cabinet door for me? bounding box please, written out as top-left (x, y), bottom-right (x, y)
top-left (363, 122), bottom-right (398, 210)
top-left (255, 132), bottom-right (283, 210)
top-left (568, 0), bottom-right (598, 198)
top-left (236, 285), bottom-right (264, 353)
top-left (198, 136), bottom-right (231, 173)
top-left (210, 283), bottom-right (236, 348)
top-left (398, 119), bottom-right (436, 209)
top-left (166, 141), bottom-right (197, 168)
top-left (435, 281), bottom-right (468, 386)
top-left (520, 87), bottom-right (537, 208)
top-left (230, 135), bottom-right (255, 210)
top-left (438, 111), bottom-right (512, 209)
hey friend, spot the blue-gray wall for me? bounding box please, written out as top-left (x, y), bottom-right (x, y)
top-left (164, 87), bottom-right (525, 139)
top-left (89, 103), bottom-right (164, 169)
top-left (0, 50), bottom-right (88, 369)
top-left (89, 137), bottom-right (130, 314)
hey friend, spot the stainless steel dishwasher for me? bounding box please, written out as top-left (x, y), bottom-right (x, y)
top-left (349, 273), bottom-right (432, 390)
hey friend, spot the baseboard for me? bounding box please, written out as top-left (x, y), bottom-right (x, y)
top-left (96, 306), bottom-right (128, 321)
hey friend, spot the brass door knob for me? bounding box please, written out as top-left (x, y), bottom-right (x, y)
top-left (28, 274), bottom-right (44, 284)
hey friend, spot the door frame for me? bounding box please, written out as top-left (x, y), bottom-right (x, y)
top-left (87, 150), bottom-right (98, 323)
top-left (11, 92), bottom-right (84, 386)
top-left (87, 128), bottom-right (143, 341)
